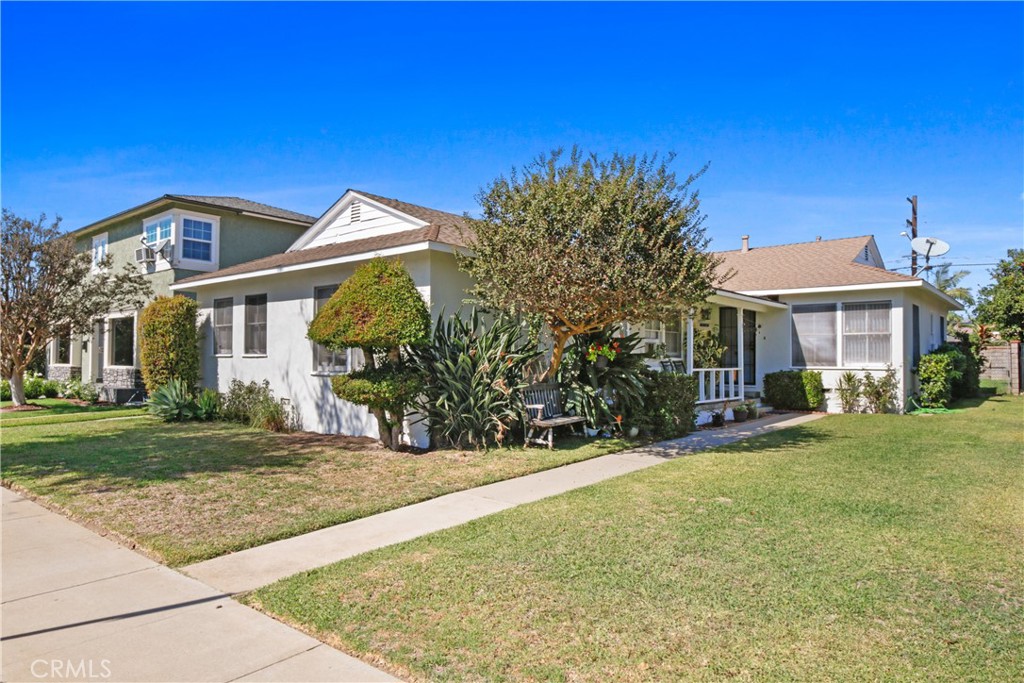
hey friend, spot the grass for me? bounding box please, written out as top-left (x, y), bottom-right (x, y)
top-left (1, 398), bottom-right (146, 425)
top-left (247, 395), bottom-right (1024, 682)
top-left (0, 418), bottom-right (631, 566)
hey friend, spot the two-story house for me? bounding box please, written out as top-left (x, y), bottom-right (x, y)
top-left (46, 195), bottom-right (316, 402)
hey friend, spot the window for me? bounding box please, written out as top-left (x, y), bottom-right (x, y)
top-left (144, 216), bottom-right (172, 244)
top-left (110, 316), bottom-right (135, 367)
top-left (720, 307), bottom-right (738, 367)
top-left (213, 298), bottom-right (233, 355)
top-left (641, 320), bottom-right (661, 340)
top-left (313, 285), bottom-right (348, 373)
top-left (663, 317), bottom-right (683, 357)
top-left (53, 332), bottom-right (71, 365)
top-left (843, 302), bottom-right (891, 365)
top-left (91, 233), bottom-right (108, 268)
top-left (743, 310), bottom-right (757, 385)
top-left (244, 294), bottom-right (267, 355)
top-left (182, 217), bottom-right (213, 261)
top-left (792, 304), bottom-right (837, 367)
top-left (912, 305), bottom-right (921, 367)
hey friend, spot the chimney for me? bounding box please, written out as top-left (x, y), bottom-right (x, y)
top-left (741, 235), bottom-right (750, 252)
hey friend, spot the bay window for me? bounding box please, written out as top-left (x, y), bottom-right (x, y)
top-left (182, 218), bottom-right (213, 261)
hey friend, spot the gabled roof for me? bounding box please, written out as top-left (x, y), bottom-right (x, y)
top-left (714, 235), bottom-right (920, 292)
top-left (352, 190), bottom-right (468, 233)
top-left (70, 194), bottom-right (317, 237)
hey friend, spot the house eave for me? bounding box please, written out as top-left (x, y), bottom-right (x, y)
top-left (737, 280), bottom-right (963, 310)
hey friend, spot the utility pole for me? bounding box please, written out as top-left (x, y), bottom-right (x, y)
top-left (906, 195), bottom-right (918, 276)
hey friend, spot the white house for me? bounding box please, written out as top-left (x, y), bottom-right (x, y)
top-left (172, 190), bottom-right (961, 443)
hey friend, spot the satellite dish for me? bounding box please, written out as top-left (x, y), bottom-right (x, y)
top-left (910, 236), bottom-right (950, 259)
top-left (152, 239), bottom-right (172, 259)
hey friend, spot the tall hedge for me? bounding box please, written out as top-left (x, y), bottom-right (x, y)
top-left (763, 370), bottom-right (825, 411)
top-left (139, 295), bottom-right (200, 393)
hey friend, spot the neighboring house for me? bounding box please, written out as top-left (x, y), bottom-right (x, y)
top-left (46, 195), bottom-right (316, 401)
top-left (171, 191), bottom-right (961, 444)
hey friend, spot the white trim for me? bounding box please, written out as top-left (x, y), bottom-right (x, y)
top-left (174, 210), bottom-right (221, 272)
top-left (711, 289), bottom-right (787, 310)
top-left (739, 279), bottom-right (962, 309)
top-left (288, 190), bottom-right (430, 252)
top-left (170, 242), bottom-right (447, 290)
top-left (91, 232), bottom-right (109, 272)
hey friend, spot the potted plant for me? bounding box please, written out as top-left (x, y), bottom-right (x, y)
top-left (732, 403), bottom-right (749, 422)
top-left (587, 340), bottom-right (621, 368)
top-left (745, 401), bottom-right (759, 419)
top-left (710, 409), bottom-right (725, 428)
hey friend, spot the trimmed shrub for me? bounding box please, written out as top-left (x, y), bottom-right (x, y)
top-left (918, 349), bottom-right (963, 408)
top-left (410, 309), bottom-right (540, 450)
top-left (148, 379), bottom-right (197, 421)
top-left (0, 379), bottom-right (11, 401)
top-left (331, 364), bottom-right (423, 426)
top-left (632, 370), bottom-right (698, 439)
top-left (41, 379), bottom-right (61, 398)
top-left (763, 370), bottom-right (825, 411)
top-left (862, 366), bottom-right (900, 414)
top-left (139, 295), bottom-right (200, 393)
top-left (23, 373), bottom-right (46, 399)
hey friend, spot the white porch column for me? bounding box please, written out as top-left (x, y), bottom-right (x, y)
top-left (686, 313), bottom-right (695, 374)
top-left (737, 307), bottom-right (745, 392)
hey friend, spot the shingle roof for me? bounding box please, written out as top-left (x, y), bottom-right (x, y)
top-left (165, 195), bottom-right (318, 224)
top-left (175, 222), bottom-right (468, 286)
top-left (714, 235), bottom-right (920, 291)
top-left (70, 194), bottom-right (316, 237)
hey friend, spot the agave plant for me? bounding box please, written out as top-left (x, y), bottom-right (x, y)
top-left (147, 379), bottom-right (197, 422)
top-left (194, 388), bottom-right (221, 420)
top-left (410, 308), bottom-right (540, 449)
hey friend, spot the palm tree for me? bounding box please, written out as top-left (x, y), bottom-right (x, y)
top-left (929, 262), bottom-right (974, 329)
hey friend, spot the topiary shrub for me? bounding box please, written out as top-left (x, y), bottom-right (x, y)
top-left (309, 258), bottom-right (430, 449)
top-left (139, 295), bottom-right (200, 393)
top-left (763, 370), bottom-right (825, 411)
top-left (633, 369), bottom-right (698, 439)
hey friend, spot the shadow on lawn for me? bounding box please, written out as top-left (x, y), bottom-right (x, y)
top-left (1, 420), bottom-right (382, 491)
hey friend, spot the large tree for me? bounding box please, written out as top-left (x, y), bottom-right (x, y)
top-left (975, 248), bottom-right (1024, 340)
top-left (929, 262), bottom-right (974, 329)
top-left (460, 148), bottom-right (719, 378)
top-left (1, 209), bottom-right (152, 405)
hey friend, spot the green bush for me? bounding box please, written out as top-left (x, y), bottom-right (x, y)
top-left (835, 371), bottom-right (862, 413)
top-left (139, 295), bottom-right (200, 393)
top-left (62, 378), bottom-right (100, 403)
top-left (632, 370), bottom-right (698, 439)
top-left (42, 379), bottom-right (61, 398)
top-left (862, 366), bottom-right (900, 414)
top-left (918, 349), bottom-right (963, 408)
top-left (558, 328), bottom-right (648, 430)
top-left (148, 379), bottom-right (197, 421)
top-left (763, 370), bottom-right (825, 411)
top-left (221, 379), bottom-right (293, 432)
top-left (939, 336), bottom-right (982, 399)
top-left (331, 364), bottom-right (423, 420)
top-left (23, 373), bottom-right (46, 399)
top-left (410, 309), bottom-right (540, 449)
top-left (1, 379), bottom-right (11, 401)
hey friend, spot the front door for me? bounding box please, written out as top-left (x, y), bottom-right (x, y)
top-left (743, 310), bottom-right (757, 385)
top-left (94, 319), bottom-right (105, 383)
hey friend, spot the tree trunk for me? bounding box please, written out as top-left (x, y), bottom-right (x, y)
top-left (390, 422), bottom-right (403, 451)
top-left (371, 407), bottom-right (391, 448)
top-left (9, 372), bottom-right (26, 406)
top-left (542, 329), bottom-right (573, 381)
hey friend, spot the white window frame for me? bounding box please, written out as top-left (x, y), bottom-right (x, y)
top-left (51, 332), bottom-right (73, 366)
top-left (143, 213), bottom-right (173, 245)
top-left (181, 216), bottom-right (215, 263)
top-left (176, 211), bottom-right (220, 271)
top-left (841, 301), bottom-right (892, 367)
top-left (213, 298), bottom-right (234, 356)
top-left (311, 285), bottom-right (350, 375)
top-left (91, 233), bottom-right (108, 271)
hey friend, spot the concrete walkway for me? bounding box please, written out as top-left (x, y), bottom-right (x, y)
top-left (184, 412), bottom-right (822, 594)
top-left (1, 488), bottom-right (396, 683)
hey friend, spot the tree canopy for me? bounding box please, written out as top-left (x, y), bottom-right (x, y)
top-left (975, 248), bottom-right (1024, 340)
top-left (0, 209), bottom-right (152, 404)
top-left (459, 148), bottom-right (720, 378)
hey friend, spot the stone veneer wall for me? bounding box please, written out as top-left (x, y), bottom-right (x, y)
top-left (46, 365), bottom-right (82, 382)
top-left (98, 367), bottom-right (146, 403)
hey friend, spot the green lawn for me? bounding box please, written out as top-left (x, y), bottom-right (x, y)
top-left (1, 398), bottom-right (145, 424)
top-left (0, 418), bottom-right (631, 566)
top-left (248, 395), bottom-right (1024, 682)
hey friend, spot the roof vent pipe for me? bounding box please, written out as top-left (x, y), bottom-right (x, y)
top-left (741, 235), bottom-right (750, 252)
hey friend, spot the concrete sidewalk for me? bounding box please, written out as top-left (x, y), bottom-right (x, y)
top-left (0, 488), bottom-right (396, 683)
top-left (184, 412), bottom-right (823, 594)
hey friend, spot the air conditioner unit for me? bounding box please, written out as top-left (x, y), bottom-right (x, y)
top-left (134, 247), bottom-right (156, 264)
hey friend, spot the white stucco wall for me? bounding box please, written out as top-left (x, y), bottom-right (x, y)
top-left (188, 248), bottom-right (472, 446)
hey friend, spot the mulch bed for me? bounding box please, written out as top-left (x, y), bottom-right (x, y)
top-left (0, 398), bottom-right (116, 413)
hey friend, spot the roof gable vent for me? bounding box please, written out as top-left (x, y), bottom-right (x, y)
top-left (350, 201), bottom-right (361, 223)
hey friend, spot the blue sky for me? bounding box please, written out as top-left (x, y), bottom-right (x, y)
top-left (2, 2), bottom-right (1021, 297)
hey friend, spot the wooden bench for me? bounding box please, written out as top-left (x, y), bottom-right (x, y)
top-left (523, 382), bottom-right (588, 449)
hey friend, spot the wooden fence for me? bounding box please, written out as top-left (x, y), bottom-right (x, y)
top-left (980, 341), bottom-right (1022, 394)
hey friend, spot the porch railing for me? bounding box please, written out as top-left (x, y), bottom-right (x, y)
top-left (694, 367), bottom-right (743, 404)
